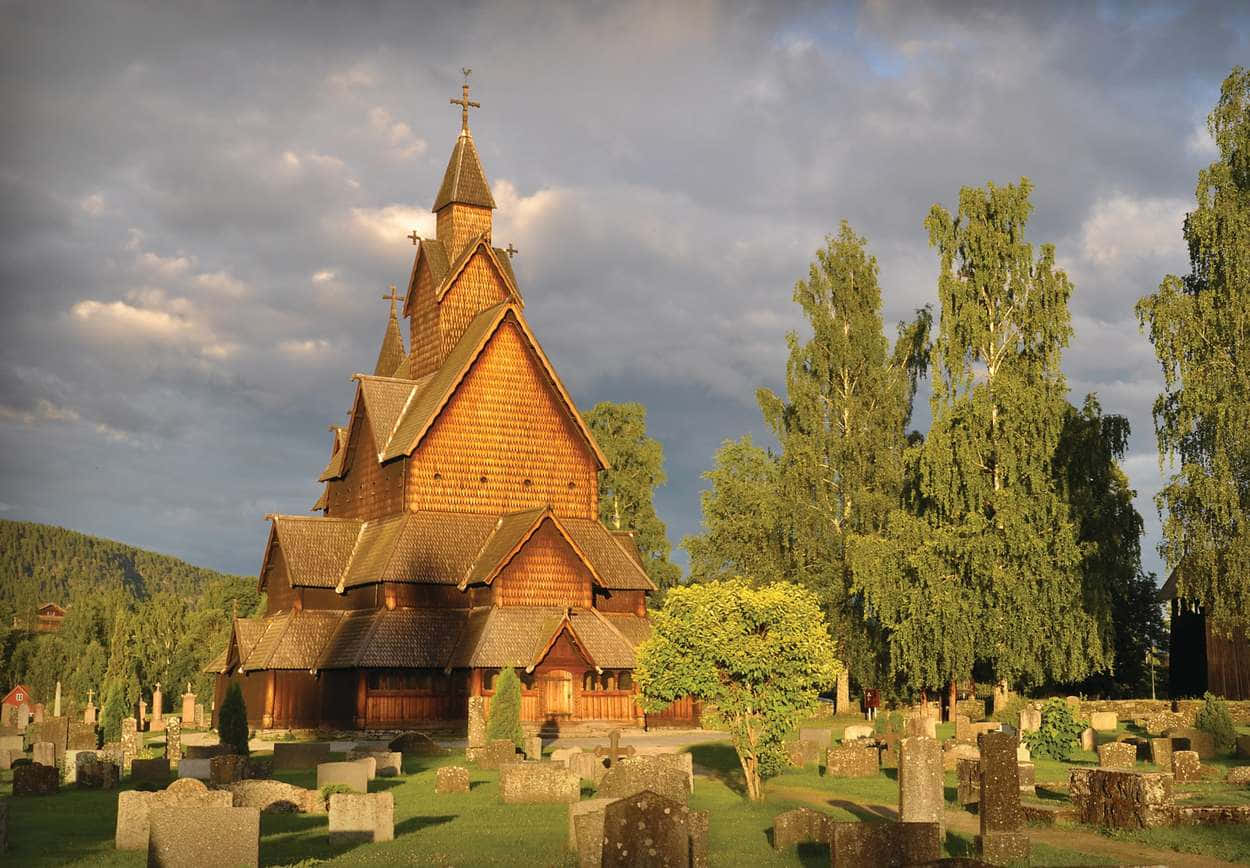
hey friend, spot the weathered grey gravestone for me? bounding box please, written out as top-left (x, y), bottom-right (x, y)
top-left (798, 727), bottom-right (832, 750)
top-left (475, 738), bottom-right (520, 770)
top-left (977, 731), bottom-right (1027, 866)
top-left (32, 741), bottom-right (55, 767)
top-left (571, 751), bottom-right (609, 784)
top-left (1166, 727), bottom-right (1216, 760)
top-left (68, 720), bottom-right (97, 750)
top-left (316, 761), bottom-right (369, 794)
top-left (1098, 741), bottom-right (1136, 770)
top-left (328, 792), bottom-right (394, 844)
top-left (148, 805), bottom-right (259, 868)
top-left (571, 798), bottom-right (614, 867)
top-left (1089, 711), bottom-right (1117, 731)
top-left (76, 752), bottom-right (119, 789)
top-left (598, 755), bottom-right (689, 804)
top-left (178, 758), bottom-right (212, 781)
top-left (120, 717), bottom-right (139, 774)
top-left (181, 684), bottom-right (196, 727)
top-left (131, 758), bottom-right (172, 787)
top-left (955, 714), bottom-right (973, 744)
top-left (524, 735), bottom-right (543, 761)
top-left (1077, 769), bottom-right (1174, 829)
top-left (272, 742), bottom-right (331, 770)
top-left (841, 724), bottom-right (874, 742)
top-left (899, 736), bottom-right (943, 836)
top-left (115, 777), bottom-right (233, 851)
top-left (1018, 706), bottom-right (1041, 733)
top-left (1149, 737), bottom-right (1172, 770)
top-left (772, 807), bottom-right (831, 850)
top-left (13, 763), bottom-right (59, 796)
top-left (1172, 750), bottom-right (1201, 782)
top-left (602, 789), bottom-right (691, 868)
top-left (1080, 727), bottom-right (1097, 752)
top-left (210, 754), bottom-right (248, 787)
top-left (347, 749), bottom-right (401, 777)
top-left (467, 696), bottom-right (487, 760)
top-left (164, 717), bottom-right (182, 766)
top-left (228, 779), bottom-right (324, 814)
top-left (827, 820), bottom-right (941, 867)
top-left (499, 762), bottom-right (580, 804)
top-left (824, 744), bottom-right (878, 778)
top-left (435, 765), bottom-right (470, 794)
top-left (785, 739), bottom-right (821, 768)
top-left (956, 757), bottom-right (980, 806)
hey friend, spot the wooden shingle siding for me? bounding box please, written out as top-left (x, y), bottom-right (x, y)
top-left (265, 548), bottom-right (295, 615)
top-left (406, 322), bottom-right (599, 517)
top-left (438, 251), bottom-right (510, 360)
top-left (409, 256), bottom-right (441, 379)
top-left (494, 521), bottom-right (593, 608)
top-left (326, 409), bottom-right (406, 520)
top-left (437, 204), bottom-right (492, 262)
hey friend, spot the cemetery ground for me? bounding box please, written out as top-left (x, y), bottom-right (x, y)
top-left (1, 715), bottom-right (1248, 866)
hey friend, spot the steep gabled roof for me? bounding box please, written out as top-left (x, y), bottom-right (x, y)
top-left (339, 511), bottom-right (501, 590)
top-left (563, 518), bottom-right (657, 591)
top-left (380, 303), bottom-right (608, 468)
top-left (261, 515), bottom-right (363, 589)
top-left (354, 373), bottom-right (430, 457)
top-left (433, 131), bottom-right (495, 211)
top-left (434, 234), bottom-right (522, 305)
top-left (373, 301), bottom-right (406, 376)
top-left (402, 238), bottom-right (450, 318)
top-left (444, 606), bottom-right (642, 671)
top-left (318, 425), bottom-right (350, 482)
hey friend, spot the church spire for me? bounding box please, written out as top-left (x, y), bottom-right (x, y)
top-left (433, 70), bottom-right (495, 260)
top-left (373, 286), bottom-right (406, 377)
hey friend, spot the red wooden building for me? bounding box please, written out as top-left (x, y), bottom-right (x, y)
top-left (208, 83), bottom-right (694, 732)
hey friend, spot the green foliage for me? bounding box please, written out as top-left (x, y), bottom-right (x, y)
top-left (1023, 698), bottom-right (1085, 761)
top-left (585, 401), bottom-right (682, 591)
top-left (1194, 692), bottom-right (1236, 752)
top-left (852, 179), bottom-right (1113, 692)
top-left (991, 695), bottom-right (1028, 729)
top-left (99, 677), bottom-right (129, 743)
top-left (872, 710), bottom-right (904, 737)
top-left (636, 580), bottom-right (841, 801)
top-left (320, 783), bottom-right (358, 799)
top-left (486, 668), bottom-right (524, 748)
top-left (218, 681), bottom-right (250, 756)
top-left (1136, 67), bottom-right (1250, 625)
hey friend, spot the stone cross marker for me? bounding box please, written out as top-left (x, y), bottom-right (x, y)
top-left (84, 690), bottom-right (97, 725)
top-left (181, 683), bottom-right (196, 727)
top-left (593, 729), bottom-right (636, 768)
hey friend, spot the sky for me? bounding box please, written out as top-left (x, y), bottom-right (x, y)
top-left (0, 0), bottom-right (1246, 582)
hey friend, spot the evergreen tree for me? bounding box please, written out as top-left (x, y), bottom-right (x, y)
top-left (100, 677), bottom-right (130, 742)
top-left (485, 668), bottom-right (524, 748)
top-left (218, 681), bottom-right (250, 755)
top-left (756, 222), bottom-right (929, 685)
top-left (1136, 67), bottom-right (1250, 625)
top-left (684, 436), bottom-right (787, 585)
top-left (586, 402), bottom-right (682, 590)
top-left (852, 179), bottom-right (1112, 693)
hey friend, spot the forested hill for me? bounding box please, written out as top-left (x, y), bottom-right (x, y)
top-left (0, 519), bottom-right (246, 620)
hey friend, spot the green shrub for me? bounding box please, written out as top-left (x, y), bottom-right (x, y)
top-left (320, 783), bottom-right (357, 800)
top-left (991, 695), bottom-right (1028, 729)
top-left (1194, 692), bottom-right (1236, 752)
top-left (486, 668), bottom-right (524, 748)
top-left (1022, 698), bottom-right (1085, 760)
top-left (218, 681), bottom-right (250, 756)
top-left (873, 710), bottom-right (904, 736)
top-left (99, 678), bottom-right (130, 743)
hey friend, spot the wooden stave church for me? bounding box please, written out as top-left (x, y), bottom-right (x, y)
top-left (207, 83), bottom-right (696, 732)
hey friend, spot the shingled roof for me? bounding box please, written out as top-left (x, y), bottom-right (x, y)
top-left (433, 130), bottom-right (495, 211)
top-left (263, 516), bottom-right (362, 589)
top-left (373, 300), bottom-right (406, 377)
top-left (318, 425), bottom-right (350, 482)
top-left (433, 235), bottom-right (521, 305)
top-left (563, 519), bottom-right (656, 590)
top-left (446, 606), bottom-right (645, 671)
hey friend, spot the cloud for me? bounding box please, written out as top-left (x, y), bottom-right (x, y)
top-left (367, 107), bottom-right (427, 159)
top-left (0, 399), bottom-right (81, 426)
top-left (1079, 194), bottom-right (1189, 268)
top-left (346, 205), bottom-right (436, 250)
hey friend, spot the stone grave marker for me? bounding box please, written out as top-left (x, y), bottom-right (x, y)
top-left (500, 762), bottom-right (580, 804)
top-left (131, 757), bottom-right (171, 787)
top-left (955, 714), bottom-right (973, 744)
top-left (435, 765), bottom-right (470, 793)
top-left (1166, 727), bottom-right (1215, 760)
top-left (115, 777), bottom-right (233, 851)
top-left (181, 683), bottom-right (196, 726)
top-left (842, 724), bottom-right (874, 742)
top-left (32, 741), bottom-right (55, 767)
top-left (956, 757), bottom-right (980, 806)
top-left (388, 730), bottom-right (447, 756)
top-left (0, 734), bottom-right (22, 752)
top-left (148, 805), bottom-right (259, 868)
top-left (1017, 761), bottom-right (1036, 795)
top-left (1098, 741), bottom-right (1136, 770)
top-left (76, 751), bottom-right (119, 789)
top-left (1172, 750), bottom-right (1201, 782)
top-left (178, 758), bottom-right (212, 781)
top-left (317, 760), bottom-right (369, 794)
top-left (353, 755), bottom-right (377, 780)
top-left (571, 750), bottom-right (609, 784)
top-left (772, 807), bottom-right (831, 850)
top-left (33, 703), bottom-right (44, 724)
top-left (1080, 727), bottom-right (1097, 752)
top-left (602, 789), bottom-right (691, 868)
top-left (598, 755), bottom-right (690, 804)
top-left (467, 695), bottom-right (486, 760)
top-left (476, 738), bottom-right (520, 770)
top-left (13, 762), bottom-right (59, 795)
top-left (904, 715), bottom-right (937, 739)
top-left (165, 717), bottom-right (182, 765)
top-left (828, 820), bottom-right (941, 867)
top-left (977, 731), bottom-right (1028, 866)
top-left (68, 720), bottom-right (97, 750)
top-left (137, 698), bottom-right (147, 730)
top-left (1019, 706), bottom-right (1041, 733)
top-left (551, 746), bottom-right (581, 768)
top-left (120, 717), bottom-right (138, 773)
top-left (195, 702), bottom-right (205, 728)
top-left (570, 797), bottom-right (614, 867)
top-left (1146, 711), bottom-right (1187, 736)
top-left (328, 792), bottom-right (394, 845)
top-left (15, 702), bottom-right (30, 731)
top-left (348, 749), bottom-right (401, 777)
top-left (83, 690), bottom-right (97, 726)
top-left (899, 736), bottom-right (943, 836)
top-left (273, 741), bottom-right (331, 770)
top-left (1225, 766), bottom-right (1250, 785)
top-left (228, 779), bottom-right (323, 814)
top-left (1089, 711), bottom-right (1117, 731)
top-left (689, 809), bottom-right (710, 868)
top-left (824, 744), bottom-right (878, 778)
top-left (798, 727), bottom-right (832, 749)
top-left (524, 734), bottom-right (543, 760)
top-left (210, 754), bottom-right (249, 787)
top-left (593, 729), bottom-right (637, 769)
top-left (785, 739), bottom-right (821, 768)
top-left (150, 682), bottom-right (164, 732)
top-left (1077, 769), bottom-right (1174, 828)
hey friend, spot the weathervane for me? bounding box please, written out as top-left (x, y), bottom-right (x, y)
top-left (450, 67), bottom-right (480, 132)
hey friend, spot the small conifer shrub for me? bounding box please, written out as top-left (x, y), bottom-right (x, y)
top-left (486, 668), bottom-right (525, 748)
top-left (218, 681), bottom-right (250, 756)
top-left (1194, 692), bottom-right (1235, 752)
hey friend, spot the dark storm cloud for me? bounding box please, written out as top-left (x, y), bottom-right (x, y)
top-left (1, 0), bottom-right (1246, 578)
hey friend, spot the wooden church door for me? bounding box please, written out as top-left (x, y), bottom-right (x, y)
top-left (538, 670), bottom-right (573, 717)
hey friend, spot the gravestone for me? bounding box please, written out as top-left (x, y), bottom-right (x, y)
top-left (1080, 727), bottom-right (1097, 752)
top-left (228, 779), bottom-right (323, 814)
top-left (835, 669), bottom-right (850, 716)
top-left (13, 762), bottom-right (59, 795)
top-left (1017, 761), bottom-right (1035, 795)
top-left (1089, 711), bottom-right (1117, 732)
top-left (551, 746), bottom-right (581, 768)
top-left (1146, 711), bottom-right (1187, 735)
top-left (772, 807), bottom-right (831, 849)
top-left (131, 757), bottom-right (171, 787)
top-left (30, 715), bottom-right (69, 764)
top-left (828, 820), bottom-right (941, 867)
top-left (181, 683), bottom-right (196, 727)
top-left (32, 740), bottom-right (55, 767)
top-left (150, 682), bottom-right (164, 732)
top-left (1149, 737), bottom-right (1173, 769)
top-left (54, 680), bottom-right (61, 717)
top-left (842, 724), bottom-right (874, 742)
top-left (316, 760), bottom-right (369, 794)
top-left (68, 721), bottom-right (97, 750)
top-left (571, 798), bottom-right (614, 867)
top-left (1226, 766), bottom-right (1250, 785)
top-left (272, 741), bottom-right (331, 770)
top-left (878, 732), bottom-right (900, 770)
top-left (786, 739), bottom-right (821, 767)
top-left (148, 805), bottom-right (259, 868)
top-left (178, 758), bottom-right (212, 781)
top-left (1077, 769), bottom-right (1174, 829)
top-left (120, 717), bottom-right (138, 774)
top-left (83, 690), bottom-right (97, 726)
top-left (1019, 706), bottom-right (1041, 733)
top-left (115, 777), bottom-right (233, 850)
top-left (15, 702), bottom-right (30, 731)
top-left (347, 749), bottom-right (401, 777)
top-left (328, 792), bottom-right (394, 844)
top-left (689, 809), bottom-right (709, 868)
top-left (1172, 750), bottom-right (1201, 782)
top-left (571, 750), bottom-right (609, 784)
top-left (388, 730), bottom-right (446, 756)
top-left (138, 698), bottom-right (147, 731)
top-left (76, 752), bottom-right (119, 789)
top-left (1098, 741), bottom-right (1136, 770)
top-left (524, 734), bottom-right (543, 761)
top-left (435, 765), bottom-right (470, 793)
top-left (33, 703), bottom-right (44, 724)
top-left (824, 744), bottom-right (878, 778)
top-left (593, 729), bottom-right (637, 768)
top-left (467, 696), bottom-right (486, 760)
top-left (602, 789), bottom-right (691, 868)
top-left (956, 758), bottom-right (980, 806)
top-left (210, 754), bottom-right (249, 787)
top-left (955, 714), bottom-right (973, 744)
top-left (598, 755), bottom-right (690, 804)
top-left (0, 734), bottom-right (22, 752)
top-left (0, 749), bottom-right (11, 770)
top-left (185, 744), bottom-right (232, 759)
top-left (475, 738), bottom-right (520, 770)
top-left (899, 737), bottom-right (943, 836)
top-left (799, 727), bottom-right (832, 750)
top-left (977, 731), bottom-right (1028, 866)
top-left (195, 703), bottom-right (205, 728)
top-left (1166, 727), bottom-right (1215, 760)
top-left (500, 762), bottom-right (581, 803)
top-left (353, 755), bottom-right (376, 780)
top-left (165, 717), bottom-right (182, 765)
top-left (904, 715), bottom-right (937, 739)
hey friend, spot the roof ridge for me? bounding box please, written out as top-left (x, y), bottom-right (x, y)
top-left (335, 519), bottom-right (371, 594)
top-left (584, 605), bottom-right (636, 650)
top-left (600, 521), bottom-right (658, 591)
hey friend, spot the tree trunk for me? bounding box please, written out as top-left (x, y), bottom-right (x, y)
top-left (947, 678), bottom-right (958, 722)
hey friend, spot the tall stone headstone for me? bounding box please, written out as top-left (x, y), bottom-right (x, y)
top-left (835, 669), bottom-right (850, 716)
top-left (899, 736), bottom-right (944, 836)
top-left (151, 682), bottom-right (164, 733)
top-left (83, 690), bottom-right (97, 726)
top-left (33, 703), bottom-right (45, 724)
top-left (120, 717), bottom-right (139, 774)
top-left (195, 703), bottom-right (205, 729)
top-left (1019, 706), bottom-right (1041, 733)
top-left (602, 790), bottom-right (691, 868)
top-left (138, 698), bottom-right (147, 730)
top-left (978, 731), bottom-right (1028, 866)
top-left (467, 696), bottom-right (486, 760)
top-left (181, 683), bottom-right (196, 728)
top-left (165, 717), bottom-right (183, 765)
top-left (54, 680), bottom-right (62, 718)
top-left (16, 702), bottom-right (30, 731)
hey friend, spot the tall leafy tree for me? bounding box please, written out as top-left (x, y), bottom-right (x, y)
top-left (755, 222), bottom-right (929, 685)
top-left (586, 401), bottom-right (681, 590)
top-left (1136, 67), bottom-right (1250, 626)
top-left (683, 436), bottom-right (787, 586)
top-left (852, 179), bottom-right (1112, 693)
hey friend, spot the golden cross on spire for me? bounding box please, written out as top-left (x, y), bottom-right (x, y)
top-left (504, 243), bottom-right (518, 259)
top-left (383, 285), bottom-right (400, 313)
top-left (407, 230), bottom-right (420, 245)
top-left (450, 67), bottom-right (479, 133)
